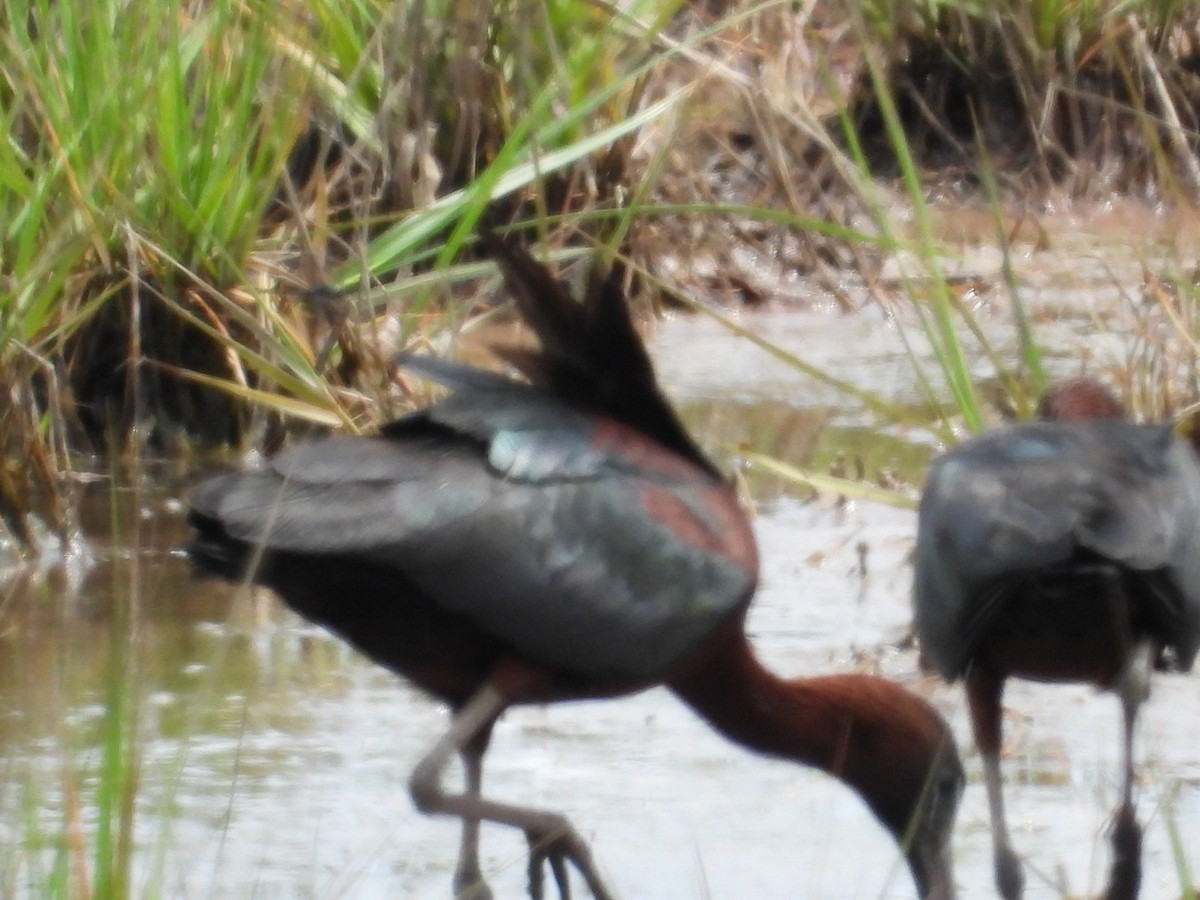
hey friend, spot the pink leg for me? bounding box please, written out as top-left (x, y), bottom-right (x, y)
top-left (967, 666), bottom-right (1023, 900)
top-left (409, 683), bottom-right (614, 900)
top-left (454, 728), bottom-right (494, 899)
top-left (1105, 642), bottom-right (1152, 900)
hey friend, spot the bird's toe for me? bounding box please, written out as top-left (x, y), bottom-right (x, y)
top-left (995, 845), bottom-right (1024, 900)
top-left (453, 867), bottom-right (494, 900)
top-left (1105, 806), bottom-right (1142, 900)
top-left (524, 821), bottom-right (614, 900)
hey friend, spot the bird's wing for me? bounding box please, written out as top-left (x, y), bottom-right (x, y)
top-left (479, 228), bottom-right (720, 477)
top-left (189, 385), bottom-right (757, 682)
top-left (914, 420), bottom-right (1200, 675)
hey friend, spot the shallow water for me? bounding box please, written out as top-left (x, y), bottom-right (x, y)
top-left (4, 208), bottom-right (1200, 898)
top-left (6, 477), bottom-right (1200, 899)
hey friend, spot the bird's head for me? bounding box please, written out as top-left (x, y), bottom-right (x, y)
top-left (1036, 376), bottom-right (1126, 422)
top-left (816, 675), bottom-right (963, 900)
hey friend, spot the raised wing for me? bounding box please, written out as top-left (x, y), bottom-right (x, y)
top-left (480, 228), bottom-right (718, 477)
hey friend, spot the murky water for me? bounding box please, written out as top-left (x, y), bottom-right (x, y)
top-left (4, 209), bottom-right (1200, 898)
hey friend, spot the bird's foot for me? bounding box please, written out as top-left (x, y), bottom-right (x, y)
top-left (994, 844), bottom-right (1024, 900)
top-left (453, 866), bottom-right (494, 900)
top-left (524, 821), bottom-right (614, 900)
top-left (1104, 805), bottom-right (1142, 900)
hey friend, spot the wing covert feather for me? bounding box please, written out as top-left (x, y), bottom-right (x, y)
top-left (915, 420), bottom-right (1200, 676)
top-left (191, 396), bottom-right (755, 681)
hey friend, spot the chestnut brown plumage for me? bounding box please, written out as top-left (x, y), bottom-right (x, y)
top-left (189, 229), bottom-right (962, 900)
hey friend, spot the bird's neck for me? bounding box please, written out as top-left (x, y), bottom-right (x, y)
top-left (668, 631), bottom-right (901, 778)
top-left (669, 631), bottom-right (957, 900)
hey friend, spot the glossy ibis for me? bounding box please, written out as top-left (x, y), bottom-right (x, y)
top-left (189, 230), bottom-right (963, 900)
top-left (915, 377), bottom-right (1200, 899)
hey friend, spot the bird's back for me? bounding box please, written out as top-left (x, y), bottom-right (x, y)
top-left (189, 236), bottom-right (758, 691)
top-left (914, 419), bottom-right (1200, 679)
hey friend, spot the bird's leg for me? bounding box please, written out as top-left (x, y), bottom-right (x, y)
top-left (527, 836), bottom-right (572, 900)
top-left (1105, 640), bottom-right (1153, 900)
top-left (966, 666), bottom-right (1024, 900)
top-left (454, 726), bottom-right (495, 900)
top-left (409, 679), bottom-right (615, 900)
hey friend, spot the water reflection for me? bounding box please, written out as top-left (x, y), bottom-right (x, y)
top-left (675, 398), bottom-right (935, 502)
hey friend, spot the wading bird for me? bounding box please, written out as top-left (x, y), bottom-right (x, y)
top-left (915, 377), bottom-right (1200, 900)
top-left (189, 228), bottom-right (963, 900)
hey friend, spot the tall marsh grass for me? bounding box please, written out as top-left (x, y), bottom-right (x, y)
top-left (2, 0), bottom-right (1199, 523)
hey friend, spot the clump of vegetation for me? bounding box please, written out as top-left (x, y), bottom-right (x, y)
top-left (852, 0), bottom-right (1200, 199)
top-left (0, 0), bottom-right (683, 551)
